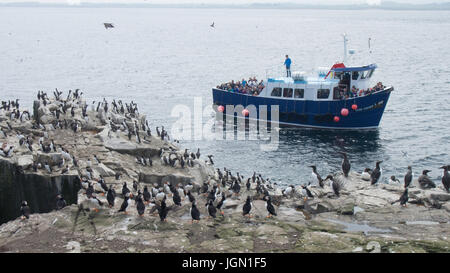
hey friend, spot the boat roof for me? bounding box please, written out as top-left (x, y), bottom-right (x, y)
top-left (268, 76), bottom-right (339, 85)
top-left (332, 63), bottom-right (377, 72)
top-left (266, 63), bottom-right (377, 84)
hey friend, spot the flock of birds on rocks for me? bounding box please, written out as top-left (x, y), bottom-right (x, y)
top-left (1, 90), bottom-right (449, 226)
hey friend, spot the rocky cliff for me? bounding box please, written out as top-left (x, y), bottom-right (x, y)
top-left (0, 90), bottom-right (449, 253)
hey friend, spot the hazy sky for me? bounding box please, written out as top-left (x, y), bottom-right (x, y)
top-left (0, 0), bottom-right (447, 5)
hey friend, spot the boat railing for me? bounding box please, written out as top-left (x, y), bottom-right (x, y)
top-left (214, 85), bottom-right (392, 101)
top-left (265, 65), bottom-right (296, 79)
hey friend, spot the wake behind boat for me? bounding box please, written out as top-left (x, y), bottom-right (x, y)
top-left (212, 35), bottom-right (393, 130)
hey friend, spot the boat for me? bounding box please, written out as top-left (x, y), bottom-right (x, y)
top-left (212, 35), bottom-right (393, 130)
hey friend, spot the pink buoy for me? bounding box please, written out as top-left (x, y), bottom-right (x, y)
top-left (242, 109), bottom-right (249, 116)
top-left (341, 108), bottom-right (349, 116)
top-left (218, 105), bottom-right (224, 112)
top-left (352, 104), bottom-right (358, 110)
top-left (334, 116), bottom-right (340, 122)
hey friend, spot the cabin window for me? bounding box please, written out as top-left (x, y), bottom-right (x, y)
top-left (294, 89), bottom-right (304, 98)
top-left (271, 88), bottom-right (282, 97)
top-left (317, 89), bottom-right (330, 99)
top-left (283, 88), bottom-right (293, 98)
top-left (352, 71), bottom-right (359, 80)
top-left (366, 69), bottom-right (374, 78)
top-left (360, 71), bottom-right (368, 79)
top-left (334, 72), bottom-right (343, 80)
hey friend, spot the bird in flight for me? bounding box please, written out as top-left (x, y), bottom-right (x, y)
top-left (104, 23), bottom-right (114, 29)
top-left (210, 22), bottom-right (215, 28)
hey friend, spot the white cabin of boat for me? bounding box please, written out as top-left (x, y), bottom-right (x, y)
top-left (261, 63), bottom-right (378, 101)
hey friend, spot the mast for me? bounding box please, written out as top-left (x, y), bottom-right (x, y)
top-left (342, 33), bottom-right (348, 64)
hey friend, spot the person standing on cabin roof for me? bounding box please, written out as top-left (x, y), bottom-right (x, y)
top-left (284, 55), bottom-right (292, 77)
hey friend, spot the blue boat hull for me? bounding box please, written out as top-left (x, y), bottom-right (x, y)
top-left (212, 87), bottom-right (393, 129)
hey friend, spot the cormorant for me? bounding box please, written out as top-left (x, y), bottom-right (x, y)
top-left (418, 170), bottom-right (436, 189)
top-left (439, 165), bottom-right (450, 192)
top-left (404, 166), bottom-right (413, 188)
top-left (340, 152), bottom-right (351, 177)
top-left (325, 175), bottom-right (341, 197)
top-left (391, 188), bottom-right (408, 207)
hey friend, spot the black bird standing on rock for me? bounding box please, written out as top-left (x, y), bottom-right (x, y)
top-left (370, 161), bottom-right (383, 185)
top-left (243, 196), bottom-right (252, 217)
top-left (207, 199), bottom-right (217, 219)
top-left (325, 175), bottom-right (341, 197)
top-left (200, 182), bottom-right (209, 195)
top-left (143, 186), bottom-right (151, 203)
top-left (440, 165), bottom-right (450, 192)
top-left (232, 180), bottom-right (241, 195)
top-left (309, 165), bottom-right (324, 188)
top-left (340, 152), bottom-right (351, 177)
top-left (56, 195), bottom-right (66, 210)
top-left (190, 201), bottom-right (201, 223)
top-left (99, 177), bottom-right (108, 193)
top-left (216, 192), bottom-right (226, 215)
top-left (118, 193), bottom-right (131, 214)
top-left (265, 196), bottom-right (277, 218)
top-left (187, 190), bottom-right (196, 203)
top-left (136, 195), bottom-right (145, 216)
top-left (122, 182), bottom-right (130, 196)
top-left (107, 185), bottom-right (116, 208)
top-left (158, 196), bottom-right (169, 222)
top-left (86, 182), bottom-right (94, 198)
top-left (20, 201), bottom-right (30, 220)
top-left (404, 166), bottom-right (413, 188)
top-left (173, 190), bottom-right (182, 206)
top-left (196, 148), bottom-right (201, 159)
top-left (391, 188), bottom-right (408, 207)
top-left (207, 189), bottom-right (216, 202)
top-left (418, 170), bottom-right (436, 189)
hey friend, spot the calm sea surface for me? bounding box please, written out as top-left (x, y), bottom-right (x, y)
top-left (0, 7), bottom-right (449, 185)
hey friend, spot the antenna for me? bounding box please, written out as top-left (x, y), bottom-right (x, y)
top-left (368, 37), bottom-right (372, 54)
top-left (342, 33), bottom-right (348, 64)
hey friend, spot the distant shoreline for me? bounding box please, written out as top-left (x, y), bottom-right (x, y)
top-left (1, 2), bottom-right (450, 11)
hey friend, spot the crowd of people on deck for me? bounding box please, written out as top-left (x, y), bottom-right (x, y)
top-left (337, 82), bottom-right (385, 99)
top-left (216, 77), bottom-right (265, 96)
